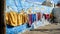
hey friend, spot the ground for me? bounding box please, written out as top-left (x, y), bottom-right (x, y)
top-left (20, 23), bottom-right (60, 34)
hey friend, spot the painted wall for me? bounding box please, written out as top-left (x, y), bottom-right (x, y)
top-left (6, 0), bottom-right (59, 13)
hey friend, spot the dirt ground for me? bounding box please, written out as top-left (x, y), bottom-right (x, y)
top-left (20, 23), bottom-right (60, 34)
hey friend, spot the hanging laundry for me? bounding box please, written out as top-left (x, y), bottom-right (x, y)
top-left (27, 9), bottom-right (32, 27)
top-left (50, 13), bottom-right (53, 19)
top-left (32, 12), bottom-right (36, 23)
top-left (49, 13), bottom-right (54, 22)
top-left (44, 14), bottom-right (50, 21)
top-left (37, 12), bottom-right (41, 21)
top-left (8, 11), bottom-right (17, 26)
top-left (18, 12), bottom-right (23, 26)
top-left (23, 12), bottom-right (28, 24)
top-left (28, 14), bottom-right (32, 26)
top-left (17, 10), bottom-right (28, 26)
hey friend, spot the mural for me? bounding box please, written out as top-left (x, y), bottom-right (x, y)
top-left (6, 0), bottom-right (59, 34)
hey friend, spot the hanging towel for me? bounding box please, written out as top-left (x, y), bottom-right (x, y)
top-left (32, 14), bottom-right (36, 23)
top-left (28, 14), bottom-right (32, 26)
top-left (37, 12), bottom-right (41, 20)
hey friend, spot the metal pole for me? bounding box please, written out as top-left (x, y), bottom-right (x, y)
top-left (0, 0), bottom-right (6, 34)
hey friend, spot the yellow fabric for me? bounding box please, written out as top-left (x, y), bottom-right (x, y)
top-left (17, 13), bottom-right (23, 26)
top-left (23, 13), bottom-right (28, 24)
top-left (8, 11), bottom-right (17, 26)
top-left (5, 11), bottom-right (28, 26)
top-left (6, 11), bottom-right (17, 26)
top-left (18, 13), bottom-right (28, 26)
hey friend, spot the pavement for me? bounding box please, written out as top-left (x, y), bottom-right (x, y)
top-left (20, 23), bottom-right (60, 34)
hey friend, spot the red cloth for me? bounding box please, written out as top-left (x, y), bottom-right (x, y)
top-left (37, 13), bottom-right (41, 20)
top-left (45, 14), bottom-right (50, 19)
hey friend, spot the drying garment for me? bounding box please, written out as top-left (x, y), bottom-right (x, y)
top-left (18, 13), bottom-right (28, 26)
top-left (7, 11), bottom-right (17, 26)
top-left (44, 14), bottom-right (50, 20)
top-left (50, 14), bottom-right (53, 18)
top-left (49, 13), bottom-right (54, 22)
top-left (32, 14), bottom-right (36, 23)
top-left (28, 14), bottom-right (32, 26)
top-left (18, 13), bottom-right (23, 26)
top-left (37, 12), bottom-right (41, 20)
top-left (23, 13), bottom-right (28, 24)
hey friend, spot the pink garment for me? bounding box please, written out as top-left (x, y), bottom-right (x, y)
top-left (28, 14), bottom-right (32, 26)
top-left (45, 14), bottom-right (50, 20)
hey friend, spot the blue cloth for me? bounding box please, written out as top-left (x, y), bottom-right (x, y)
top-left (32, 14), bottom-right (36, 23)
